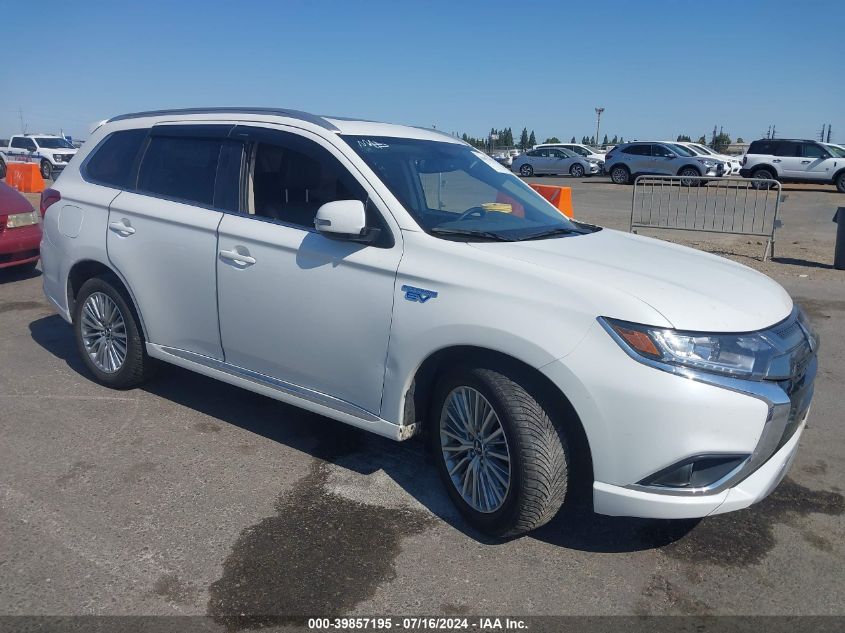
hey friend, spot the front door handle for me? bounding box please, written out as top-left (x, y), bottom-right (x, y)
top-left (219, 249), bottom-right (256, 266)
top-left (108, 220), bottom-right (135, 235)
top-left (800, 160), bottom-right (811, 164)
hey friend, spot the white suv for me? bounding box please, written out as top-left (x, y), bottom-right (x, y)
top-left (741, 138), bottom-right (845, 192)
top-left (40, 108), bottom-right (818, 537)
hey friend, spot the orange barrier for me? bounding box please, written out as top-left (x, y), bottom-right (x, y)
top-left (5, 163), bottom-right (45, 193)
top-left (529, 184), bottom-right (573, 218)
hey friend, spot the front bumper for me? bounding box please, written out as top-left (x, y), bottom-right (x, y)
top-left (540, 313), bottom-right (816, 520)
top-left (0, 223), bottom-right (41, 269)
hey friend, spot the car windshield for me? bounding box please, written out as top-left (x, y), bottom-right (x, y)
top-left (343, 135), bottom-right (597, 241)
top-left (35, 137), bottom-right (74, 149)
top-left (668, 143), bottom-right (696, 157)
top-left (823, 144), bottom-right (845, 158)
top-left (690, 144), bottom-right (716, 155)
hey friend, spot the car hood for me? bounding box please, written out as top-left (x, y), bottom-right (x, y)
top-left (470, 229), bottom-right (792, 332)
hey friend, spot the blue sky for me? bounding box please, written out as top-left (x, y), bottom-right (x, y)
top-left (2, 0), bottom-right (843, 143)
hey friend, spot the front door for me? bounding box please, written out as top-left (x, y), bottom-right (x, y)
top-left (215, 126), bottom-right (402, 416)
top-left (799, 142), bottom-right (838, 181)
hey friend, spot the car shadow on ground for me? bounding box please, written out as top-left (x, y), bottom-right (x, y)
top-left (29, 313), bottom-right (695, 552)
top-left (0, 265), bottom-right (41, 285)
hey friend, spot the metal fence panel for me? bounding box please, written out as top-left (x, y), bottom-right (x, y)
top-left (630, 175), bottom-right (782, 259)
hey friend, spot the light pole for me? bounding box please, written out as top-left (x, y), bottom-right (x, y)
top-left (594, 107), bottom-right (604, 148)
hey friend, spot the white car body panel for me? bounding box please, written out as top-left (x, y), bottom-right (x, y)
top-left (40, 108), bottom-right (815, 522)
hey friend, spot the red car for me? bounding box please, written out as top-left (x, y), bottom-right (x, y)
top-left (0, 181), bottom-right (42, 271)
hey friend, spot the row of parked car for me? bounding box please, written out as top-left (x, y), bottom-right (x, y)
top-left (503, 138), bottom-right (845, 192)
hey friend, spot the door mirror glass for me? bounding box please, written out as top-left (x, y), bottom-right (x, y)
top-left (314, 199), bottom-right (379, 242)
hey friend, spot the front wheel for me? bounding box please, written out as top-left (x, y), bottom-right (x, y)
top-left (40, 160), bottom-right (52, 180)
top-left (570, 163), bottom-right (585, 178)
top-left (73, 276), bottom-right (155, 389)
top-left (519, 164), bottom-right (534, 177)
top-left (430, 365), bottom-right (569, 537)
top-left (678, 167), bottom-right (701, 187)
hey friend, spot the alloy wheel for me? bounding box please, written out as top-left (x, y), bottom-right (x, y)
top-left (571, 164), bottom-right (585, 178)
top-left (439, 386), bottom-right (512, 513)
top-left (80, 292), bottom-right (128, 373)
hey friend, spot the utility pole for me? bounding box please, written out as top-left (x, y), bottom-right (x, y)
top-left (827, 125), bottom-right (832, 143)
top-left (819, 124), bottom-right (827, 142)
top-left (18, 107), bottom-right (25, 134)
top-left (772, 124), bottom-right (776, 139)
top-left (594, 107), bottom-right (604, 149)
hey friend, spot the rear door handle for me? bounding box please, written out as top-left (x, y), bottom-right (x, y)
top-left (108, 220), bottom-right (135, 235)
top-left (800, 160), bottom-right (811, 164)
top-left (219, 249), bottom-right (256, 266)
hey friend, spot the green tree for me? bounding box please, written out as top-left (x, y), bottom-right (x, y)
top-left (620, 137), bottom-right (625, 143)
top-left (602, 134), bottom-right (609, 145)
top-left (570, 136), bottom-right (576, 143)
top-left (528, 130), bottom-right (536, 147)
top-left (676, 134), bottom-right (691, 142)
top-left (712, 132), bottom-right (732, 153)
top-left (519, 127), bottom-right (529, 150)
top-left (589, 136), bottom-right (595, 146)
top-left (581, 135), bottom-right (588, 144)
top-left (697, 135), bottom-right (707, 144)
top-left (611, 135), bottom-right (618, 144)
top-left (736, 137), bottom-right (744, 143)
top-left (544, 136), bottom-right (561, 144)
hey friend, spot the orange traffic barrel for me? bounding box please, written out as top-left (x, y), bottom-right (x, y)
top-left (5, 163), bottom-right (45, 194)
top-left (529, 184), bottom-right (573, 218)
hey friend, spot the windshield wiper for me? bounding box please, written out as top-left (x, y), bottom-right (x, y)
top-left (429, 227), bottom-right (514, 241)
top-left (514, 227), bottom-right (590, 241)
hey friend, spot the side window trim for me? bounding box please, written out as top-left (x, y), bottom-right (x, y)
top-left (229, 125), bottom-right (395, 248)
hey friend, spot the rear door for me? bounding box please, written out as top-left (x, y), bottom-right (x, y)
top-left (106, 124), bottom-right (238, 359)
top-left (772, 141), bottom-right (802, 177)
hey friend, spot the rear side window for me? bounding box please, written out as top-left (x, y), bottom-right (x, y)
top-left (623, 144), bottom-right (650, 155)
top-left (748, 140), bottom-right (777, 155)
top-left (84, 129), bottom-right (148, 189)
top-left (137, 136), bottom-right (223, 206)
top-left (773, 142), bottom-right (799, 157)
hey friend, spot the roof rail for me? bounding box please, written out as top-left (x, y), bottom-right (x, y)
top-left (106, 107), bottom-right (340, 132)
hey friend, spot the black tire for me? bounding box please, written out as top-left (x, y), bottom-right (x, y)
top-left (0, 158), bottom-right (6, 180)
top-left (569, 163), bottom-right (585, 178)
top-left (609, 164), bottom-right (630, 185)
top-left (40, 160), bottom-right (52, 180)
top-left (519, 164), bottom-right (534, 177)
top-left (835, 172), bottom-right (845, 194)
top-left (678, 166), bottom-right (701, 187)
top-left (751, 167), bottom-right (777, 189)
top-left (73, 275), bottom-right (154, 389)
top-left (430, 364), bottom-right (569, 538)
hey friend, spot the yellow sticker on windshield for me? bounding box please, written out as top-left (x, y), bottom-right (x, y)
top-left (482, 203), bottom-right (513, 214)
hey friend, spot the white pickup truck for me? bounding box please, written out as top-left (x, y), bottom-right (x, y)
top-left (0, 134), bottom-right (78, 180)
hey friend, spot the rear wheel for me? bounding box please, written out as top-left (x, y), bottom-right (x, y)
top-left (40, 160), bottom-right (52, 180)
top-left (569, 163), bottom-right (585, 178)
top-left (0, 158), bottom-right (6, 180)
top-left (609, 165), bottom-right (630, 184)
top-left (751, 167), bottom-right (777, 189)
top-left (519, 164), bottom-right (534, 177)
top-left (73, 276), bottom-right (154, 389)
top-left (430, 365), bottom-right (569, 537)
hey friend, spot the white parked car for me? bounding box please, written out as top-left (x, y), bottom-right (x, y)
top-left (0, 134), bottom-right (78, 180)
top-left (740, 139), bottom-right (845, 192)
top-left (40, 108), bottom-right (818, 537)
top-left (675, 142), bottom-right (741, 175)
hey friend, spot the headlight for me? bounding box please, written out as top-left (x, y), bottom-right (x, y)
top-left (601, 317), bottom-right (780, 379)
top-left (696, 158), bottom-right (715, 167)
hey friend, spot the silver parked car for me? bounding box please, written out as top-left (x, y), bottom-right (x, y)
top-left (512, 147), bottom-right (599, 177)
top-left (604, 142), bottom-right (724, 185)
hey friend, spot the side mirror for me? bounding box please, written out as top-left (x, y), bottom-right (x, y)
top-left (314, 199), bottom-right (380, 243)
top-left (665, 153), bottom-right (676, 159)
